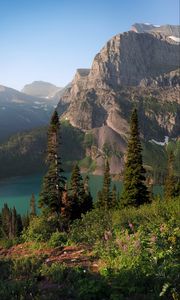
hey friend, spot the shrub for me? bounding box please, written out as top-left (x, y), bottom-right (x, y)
top-left (48, 231), bottom-right (68, 248)
top-left (69, 209), bottom-right (113, 244)
top-left (22, 215), bottom-right (58, 242)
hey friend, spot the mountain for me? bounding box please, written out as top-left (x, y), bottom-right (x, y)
top-left (0, 85), bottom-right (59, 142)
top-left (131, 23), bottom-right (180, 41)
top-left (21, 81), bottom-right (62, 99)
top-left (56, 23), bottom-right (180, 174)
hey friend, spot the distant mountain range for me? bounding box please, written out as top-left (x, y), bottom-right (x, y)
top-left (0, 83), bottom-right (60, 142)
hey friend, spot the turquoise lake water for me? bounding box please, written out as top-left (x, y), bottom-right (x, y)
top-left (0, 174), bottom-right (162, 215)
top-left (0, 174), bottom-right (123, 215)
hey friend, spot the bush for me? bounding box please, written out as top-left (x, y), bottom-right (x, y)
top-left (69, 209), bottom-right (113, 244)
top-left (22, 215), bottom-right (58, 242)
top-left (48, 231), bottom-right (68, 248)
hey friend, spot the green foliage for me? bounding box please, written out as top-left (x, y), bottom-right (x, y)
top-left (121, 108), bottom-right (149, 206)
top-left (40, 263), bottom-right (109, 300)
top-left (69, 209), bottom-right (112, 244)
top-left (68, 164), bottom-right (93, 221)
top-left (48, 231), bottom-right (68, 247)
top-left (22, 215), bottom-right (57, 242)
top-left (83, 132), bottom-right (95, 148)
top-left (164, 151), bottom-right (179, 199)
top-left (96, 160), bottom-right (111, 209)
top-left (39, 110), bottom-right (66, 215)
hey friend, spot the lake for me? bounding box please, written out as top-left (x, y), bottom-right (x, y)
top-left (0, 174), bottom-right (123, 215)
top-left (0, 174), bottom-right (162, 215)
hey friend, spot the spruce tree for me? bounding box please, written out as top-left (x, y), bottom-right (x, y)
top-left (30, 193), bottom-right (36, 217)
top-left (69, 164), bottom-right (85, 219)
top-left (121, 108), bottom-right (149, 207)
top-left (96, 160), bottom-right (112, 209)
top-left (69, 164), bottom-right (93, 220)
top-left (39, 110), bottom-right (66, 215)
top-left (164, 151), bottom-right (176, 199)
top-left (81, 175), bottom-right (93, 214)
top-left (111, 184), bottom-right (118, 208)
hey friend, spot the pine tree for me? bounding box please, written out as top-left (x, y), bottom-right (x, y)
top-left (1, 204), bottom-right (23, 238)
top-left (81, 175), bottom-right (93, 214)
top-left (121, 108), bottom-right (149, 207)
top-left (111, 184), bottom-right (118, 208)
top-left (39, 110), bottom-right (66, 215)
top-left (30, 193), bottom-right (36, 217)
top-left (69, 164), bottom-right (85, 220)
top-left (68, 165), bottom-right (93, 220)
top-left (164, 151), bottom-right (176, 199)
top-left (96, 160), bottom-right (112, 209)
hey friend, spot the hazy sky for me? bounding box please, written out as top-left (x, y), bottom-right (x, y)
top-left (0, 0), bottom-right (179, 90)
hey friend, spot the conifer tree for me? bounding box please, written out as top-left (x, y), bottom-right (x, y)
top-left (30, 193), bottom-right (36, 217)
top-left (69, 164), bottom-right (93, 220)
top-left (1, 204), bottom-right (22, 238)
top-left (96, 160), bottom-right (112, 209)
top-left (81, 175), bottom-right (93, 214)
top-left (111, 184), bottom-right (118, 208)
top-left (164, 151), bottom-right (176, 199)
top-left (69, 164), bottom-right (85, 219)
top-left (121, 108), bottom-right (149, 207)
top-left (39, 110), bottom-right (66, 215)
top-left (61, 184), bottom-right (72, 221)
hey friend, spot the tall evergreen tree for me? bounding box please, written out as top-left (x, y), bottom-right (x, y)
top-left (121, 108), bottom-right (149, 207)
top-left (96, 160), bottom-right (112, 209)
top-left (30, 193), bottom-right (36, 217)
top-left (164, 151), bottom-right (177, 199)
top-left (111, 184), bottom-right (118, 208)
top-left (68, 164), bottom-right (93, 220)
top-left (69, 164), bottom-right (85, 220)
top-left (39, 110), bottom-right (66, 215)
top-left (1, 204), bottom-right (22, 238)
top-left (82, 175), bottom-right (93, 214)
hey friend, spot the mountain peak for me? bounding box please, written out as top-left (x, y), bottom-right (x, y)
top-left (22, 81), bottom-right (62, 98)
top-left (131, 23), bottom-right (180, 39)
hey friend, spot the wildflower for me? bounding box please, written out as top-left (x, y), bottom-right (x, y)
top-left (150, 235), bottom-right (157, 243)
top-left (129, 223), bottom-right (134, 231)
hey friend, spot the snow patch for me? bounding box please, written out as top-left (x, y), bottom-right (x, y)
top-left (34, 101), bottom-right (41, 105)
top-left (168, 36), bottom-right (180, 42)
top-left (150, 136), bottom-right (169, 146)
top-left (11, 99), bottom-right (25, 103)
top-left (32, 106), bottom-right (40, 109)
top-left (154, 24), bottom-right (160, 27)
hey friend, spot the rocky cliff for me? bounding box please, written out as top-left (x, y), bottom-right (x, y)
top-left (57, 24), bottom-right (180, 174)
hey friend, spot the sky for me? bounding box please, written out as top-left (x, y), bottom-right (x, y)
top-left (0, 0), bottom-right (179, 90)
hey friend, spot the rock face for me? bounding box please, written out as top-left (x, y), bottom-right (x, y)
top-left (57, 24), bottom-right (180, 174)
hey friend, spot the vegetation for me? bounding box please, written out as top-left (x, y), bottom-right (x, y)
top-left (121, 108), bottom-right (149, 207)
top-left (0, 108), bottom-right (179, 299)
top-left (39, 111), bottom-right (66, 216)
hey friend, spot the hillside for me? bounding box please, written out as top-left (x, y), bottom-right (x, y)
top-left (0, 123), bottom-right (179, 181)
top-left (0, 85), bottom-right (60, 142)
